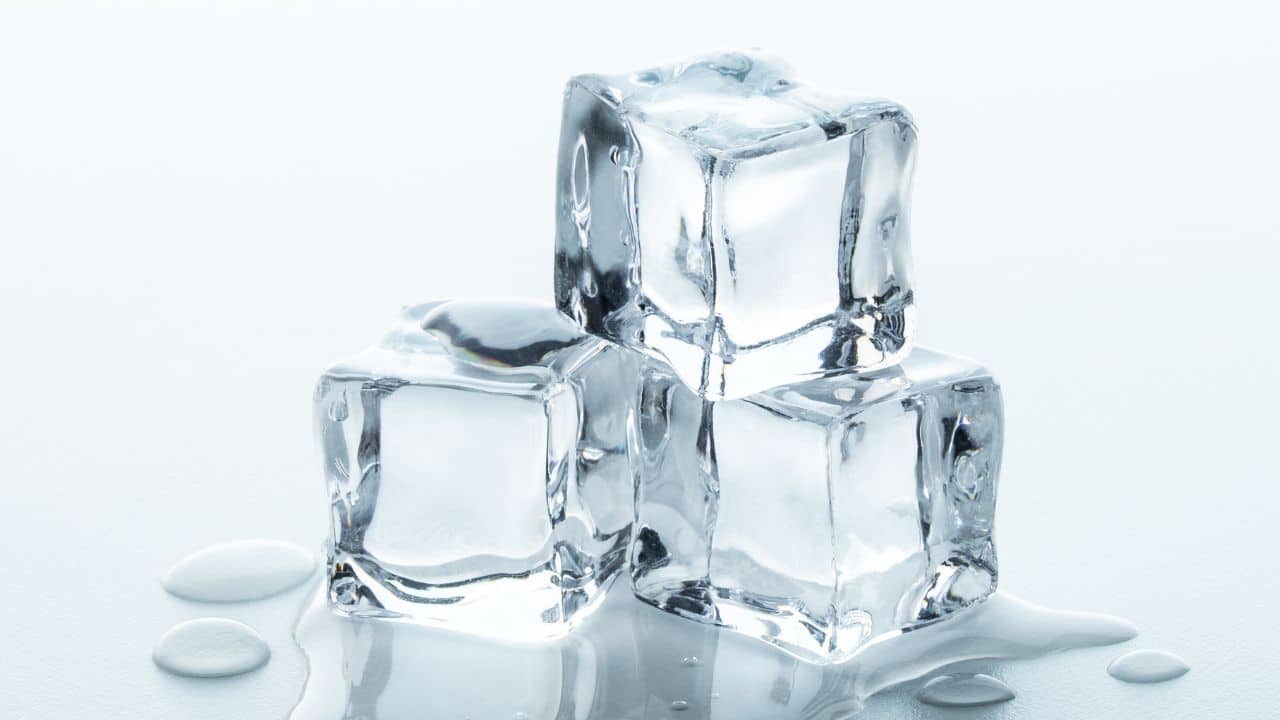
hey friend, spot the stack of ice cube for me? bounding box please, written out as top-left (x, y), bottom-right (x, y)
top-left (315, 50), bottom-right (1004, 663)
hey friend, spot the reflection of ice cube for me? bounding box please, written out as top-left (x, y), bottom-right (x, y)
top-left (631, 348), bottom-right (1002, 663)
top-left (314, 299), bottom-right (637, 639)
top-left (554, 49), bottom-right (916, 400)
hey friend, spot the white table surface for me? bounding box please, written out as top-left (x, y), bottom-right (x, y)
top-left (2, 2), bottom-right (1277, 718)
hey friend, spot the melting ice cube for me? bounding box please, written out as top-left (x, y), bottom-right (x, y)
top-left (554, 50), bottom-right (917, 399)
top-left (314, 299), bottom-right (637, 639)
top-left (631, 348), bottom-right (1002, 663)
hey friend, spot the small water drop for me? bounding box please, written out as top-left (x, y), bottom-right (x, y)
top-left (513, 712), bottom-right (530, 720)
top-left (680, 655), bottom-right (699, 667)
top-left (917, 673), bottom-right (1015, 708)
top-left (153, 618), bottom-right (269, 678)
top-left (162, 539), bottom-right (316, 603)
top-left (670, 700), bottom-right (689, 711)
top-left (1107, 649), bottom-right (1189, 683)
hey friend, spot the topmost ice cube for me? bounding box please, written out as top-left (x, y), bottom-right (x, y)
top-left (554, 50), bottom-right (918, 399)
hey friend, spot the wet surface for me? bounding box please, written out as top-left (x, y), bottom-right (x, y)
top-left (289, 584), bottom-right (1135, 719)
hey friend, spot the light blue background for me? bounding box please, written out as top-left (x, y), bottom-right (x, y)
top-left (1, 1), bottom-right (1275, 717)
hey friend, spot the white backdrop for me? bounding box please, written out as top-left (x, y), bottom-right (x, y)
top-left (2, 2), bottom-right (1278, 718)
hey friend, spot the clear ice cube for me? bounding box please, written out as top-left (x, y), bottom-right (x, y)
top-left (314, 299), bottom-right (638, 639)
top-left (554, 49), bottom-right (917, 400)
top-left (631, 348), bottom-right (1002, 663)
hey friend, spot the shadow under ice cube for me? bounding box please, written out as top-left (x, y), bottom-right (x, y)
top-left (314, 299), bottom-right (637, 639)
top-left (632, 348), bottom-right (1002, 663)
top-left (554, 50), bottom-right (917, 400)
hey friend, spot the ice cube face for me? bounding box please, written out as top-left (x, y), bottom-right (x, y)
top-left (314, 299), bottom-right (638, 639)
top-left (554, 50), bottom-right (918, 400)
top-left (631, 348), bottom-right (1002, 663)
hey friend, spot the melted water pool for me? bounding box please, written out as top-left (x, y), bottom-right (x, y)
top-left (288, 583), bottom-right (1136, 719)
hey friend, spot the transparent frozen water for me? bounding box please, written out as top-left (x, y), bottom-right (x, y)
top-left (631, 348), bottom-right (1002, 663)
top-left (314, 299), bottom-right (638, 639)
top-left (554, 49), bottom-right (917, 399)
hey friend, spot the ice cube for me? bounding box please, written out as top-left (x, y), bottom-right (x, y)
top-left (314, 299), bottom-right (638, 639)
top-left (631, 348), bottom-right (1001, 663)
top-left (554, 50), bottom-right (917, 400)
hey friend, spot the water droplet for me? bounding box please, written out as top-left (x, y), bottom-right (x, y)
top-left (916, 673), bottom-right (1015, 708)
top-left (670, 700), bottom-right (689, 711)
top-left (680, 655), bottom-right (699, 667)
top-left (580, 447), bottom-right (605, 463)
top-left (162, 539), bottom-right (316, 603)
top-left (153, 618), bottom-right (269, 678)
top-left (513, 712), bottom-right (530, 720)
top-left (1107, 650), bottom-right (1189, 683)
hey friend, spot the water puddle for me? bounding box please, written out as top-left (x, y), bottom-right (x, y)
top-left (153, 618), bottom-right (270, 678)
top-left (916, 673), bottom-right (1015, 708)
top-left (162, 539), bottom-right (316, 603)
top-left (289, 584), bottom-right (1136, 719)
top-left (1107, 650), bottom-right (1189, 684)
